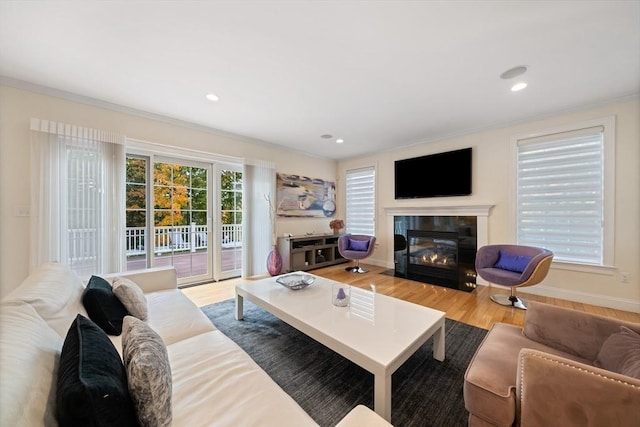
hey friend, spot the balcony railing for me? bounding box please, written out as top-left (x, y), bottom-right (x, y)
top-left (125, 223), bottom-right (242, 257)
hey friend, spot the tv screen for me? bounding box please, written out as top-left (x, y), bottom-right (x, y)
top-left (394, 148), bottom-right (472, 199)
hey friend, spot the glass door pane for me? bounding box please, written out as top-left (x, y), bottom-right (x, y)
top-left (219, 169), bottom-right (242, 279)
top-left (125, 155), bottom-right (149, 272)
top-left (152, 161), bottom-right (211, 282)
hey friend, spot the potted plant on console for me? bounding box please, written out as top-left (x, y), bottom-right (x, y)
top-left (330, 219), bottom-right (345, 235)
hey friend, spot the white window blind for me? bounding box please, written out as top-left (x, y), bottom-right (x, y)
top-left (30, 118), bottom-right (125, 277)
top-left (345, 167), bottom-right (376, 236)
top-left (516, 128), bottom-right (604, 265)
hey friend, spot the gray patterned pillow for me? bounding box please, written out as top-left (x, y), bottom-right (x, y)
top-left (122, 316), bottom-right (172, 427)
top-left (113, 277), bottom-right (148, 321)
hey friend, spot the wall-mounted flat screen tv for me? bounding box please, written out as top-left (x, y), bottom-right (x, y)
top-left (394, 147), bottom-right (472, 199)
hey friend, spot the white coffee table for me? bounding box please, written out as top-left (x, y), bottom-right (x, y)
top-left (235, 273), bottom-right (446, 422)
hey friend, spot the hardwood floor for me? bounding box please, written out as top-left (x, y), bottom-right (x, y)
top-left (182, 263), bottom-right (640, 330)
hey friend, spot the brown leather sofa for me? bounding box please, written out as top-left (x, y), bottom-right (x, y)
top-left (464, 301), bottom-right (640, 426)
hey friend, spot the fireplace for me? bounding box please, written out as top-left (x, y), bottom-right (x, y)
top-left (385, 204), bottom-right (494, 291)
top-left (394, 215), bottom-right (478, 292)
top-left (407, 230), bottom-right (459, 288)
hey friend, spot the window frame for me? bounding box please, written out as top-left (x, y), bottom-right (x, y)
top-left (510, 116), bottom-right (616, 274)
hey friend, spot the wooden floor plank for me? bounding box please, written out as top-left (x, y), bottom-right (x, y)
top-left (182, 263), bottom-right (640, 330)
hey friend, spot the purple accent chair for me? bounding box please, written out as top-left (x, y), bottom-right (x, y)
top-left (475, 245), bottom-right (553, 309)
top-left (338, 234), bottom-right (376, 273)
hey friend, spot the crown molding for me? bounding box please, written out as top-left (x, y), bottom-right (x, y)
top-left (0, 76), bottom-right (334, 162)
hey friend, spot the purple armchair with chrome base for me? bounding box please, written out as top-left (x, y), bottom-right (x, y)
top-left (475, 244), bottom-right (553, 309)
top-left (338, 234), bottom-right (376, 273)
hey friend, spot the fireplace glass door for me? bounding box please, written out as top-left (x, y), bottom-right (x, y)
top-left (408, 235), bottom-right (458, 270)
top-left (394, 216), bottom-right (477, 292)
top-left (406, 230), bottom-right (460, 288)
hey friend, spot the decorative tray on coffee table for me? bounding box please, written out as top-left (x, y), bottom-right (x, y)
top-left (276, 273), bottom-right (315, 290)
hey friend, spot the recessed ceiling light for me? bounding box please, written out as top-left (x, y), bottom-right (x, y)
top-left (336, 139), bottom-right (344, 144)
top-left (511, 82), bottom-right (528, 92)
top-left (500, 66), bottom-right (528, 79)
top-left (321, 134), bottom-right (333, 139)
top-left (205, 93), bottom-right (219, 102)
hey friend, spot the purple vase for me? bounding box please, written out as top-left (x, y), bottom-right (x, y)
top-left (267, 245), bottom-right (283, 276)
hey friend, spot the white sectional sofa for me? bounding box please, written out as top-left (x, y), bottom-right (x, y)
top-left (0, 263), bottom-right (389, 426)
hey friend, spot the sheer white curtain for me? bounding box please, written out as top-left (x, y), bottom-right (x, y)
top-left (30, 119), bottom-right (126, 277)
top-left (242, 158), bottom-right (276, 278)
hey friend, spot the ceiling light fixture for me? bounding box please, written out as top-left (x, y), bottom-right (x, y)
top-left (205, 93), bottom-right (219, 102)
top-left (321, 134), bottom-right (333, 139)
top-left (500, 66), bottom-right (528, 80)
top-left (336, 139), bottom-right (344, 144)
top-left (511, 82), bottom-right (528, 92)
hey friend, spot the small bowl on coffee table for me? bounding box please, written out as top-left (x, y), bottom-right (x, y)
top-left (276, 273), bottom-right (315, 290)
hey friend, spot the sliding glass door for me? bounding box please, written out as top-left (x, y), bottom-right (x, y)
top-left (126, 155), bottom-right (243, 284)
top-left (152, 160), bottom-right (211, 281)
top-left (125, 155), bottom-right (149, 272)
top-left (218, 168), bottom-right (243, 279)
top-left (126, 155), bottom-right (212, 283)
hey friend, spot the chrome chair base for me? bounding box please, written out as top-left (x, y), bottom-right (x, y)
top-left (345, 265), bottom-right (368, 273)
top-left (345, 259), bottom-right (368, 273)
top-left (490, 294), bottom-right (528, 310)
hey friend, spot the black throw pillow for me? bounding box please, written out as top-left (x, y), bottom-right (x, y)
top-left (56, 314), bottom-right (138, 427)
top-left (82, 275), bottom-right (129, 335)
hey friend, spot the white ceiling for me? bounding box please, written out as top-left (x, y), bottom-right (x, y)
top-left (1, 1), bottom-right (639, 160)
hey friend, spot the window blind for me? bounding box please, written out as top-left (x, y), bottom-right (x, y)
top-left (29, 118), bottom-right (125, 276)
top-left (345, 167), bottom-right (376, 236)
top-left (516, 130), bottom-right (604, 265)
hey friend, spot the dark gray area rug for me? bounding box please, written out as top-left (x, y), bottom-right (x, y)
top-left (201, 299), bottom-right (487, 427)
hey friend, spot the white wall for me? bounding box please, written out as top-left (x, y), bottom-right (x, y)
top-left (0, 85), bottom-right (337, 297)
top-left (338, 98), bottom-right (640, 313)
top-left (2, 84), bottom-right (638, 312)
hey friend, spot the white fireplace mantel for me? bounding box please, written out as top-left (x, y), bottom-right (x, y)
top-left (383, 203), bottom-right (495, 273)
top-left (384, 204), bottom-right (494, 217)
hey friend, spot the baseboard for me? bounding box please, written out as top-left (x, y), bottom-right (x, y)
top-left (368, 258), bottom-right (391, 269)
top-left (480, 282), bottom-right (640, 314)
